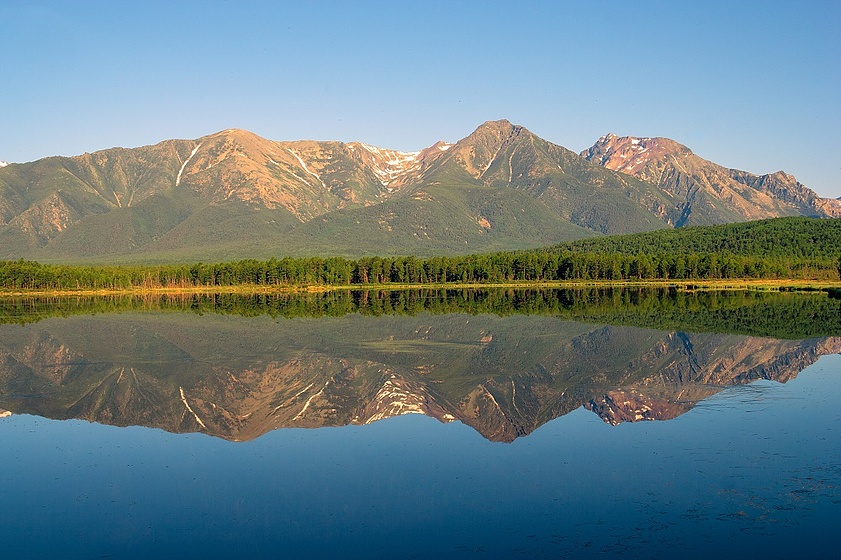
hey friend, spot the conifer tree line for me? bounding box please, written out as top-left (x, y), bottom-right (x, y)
top-left (555, 216), bottom-right (841, 258)
top-left (0, 250), bottom-right (837, 291)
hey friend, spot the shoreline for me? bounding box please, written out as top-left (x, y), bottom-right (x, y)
top-left (2, 278), bottom-right (840, 298)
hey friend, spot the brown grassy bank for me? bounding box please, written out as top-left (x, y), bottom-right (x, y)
top-left (2, 278), bottom-right (840, 299)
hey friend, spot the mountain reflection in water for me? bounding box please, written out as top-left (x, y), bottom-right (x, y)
top-left (1, 289), bottom-right (838, 442)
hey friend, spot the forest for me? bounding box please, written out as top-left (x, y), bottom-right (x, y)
top-left (554, 216), bottom-right (841, 258)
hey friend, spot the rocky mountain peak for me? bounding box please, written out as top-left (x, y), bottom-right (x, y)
top-left (441, 119), bottom-right (534, 179)
top-left (583, 132), bottom-right (841, 223)
top-left (196, 128), bottom-right (275, 157)
top-left (768, 170), bottom-right (795, 181)
top-left (344, 142), bottom-right (424, 190)
top-left (727, 168), bottom-right (841, 218)
top-left (582, 133), bottom-right (692, 175)
top-left (468, 119), bottom-right (525, 142)
top-left (426, 140), bottom-right (453, 153)
top-left (210, 127), bottom-right (260, 139)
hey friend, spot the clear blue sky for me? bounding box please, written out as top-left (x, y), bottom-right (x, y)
top-left (2, 0), bottom-right (839, 197)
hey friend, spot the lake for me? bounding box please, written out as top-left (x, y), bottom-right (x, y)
top-left (1, 288), bottom-right (839, 558)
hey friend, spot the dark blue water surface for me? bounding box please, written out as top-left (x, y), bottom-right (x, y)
top-left (1, 354), bottom-right (839, 559)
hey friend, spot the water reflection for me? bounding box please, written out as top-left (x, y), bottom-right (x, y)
top-left (1, 289), bottom-right (838, 442)
top-left (2, 287), bottom-right (841, 340)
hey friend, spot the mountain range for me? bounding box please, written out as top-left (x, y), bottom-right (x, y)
top-left (2, 120), bottom-right (838, 262)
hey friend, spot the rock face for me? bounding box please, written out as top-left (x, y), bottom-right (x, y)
top-left (582, 133), bottom-right (840, 226)
top-left (167, 130), bottom-right (450, 220)
top-left (1, 312), bottom-right (837, 442)
top-left (1, 122), bottom-right (835, 261)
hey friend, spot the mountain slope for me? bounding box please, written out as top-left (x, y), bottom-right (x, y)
top-left (272, 185), bottom-right (596, 258)
top-left (415, 121), bottom-right (673, 235)
top-left (0, 130), bottom-right (452, 261)
top-left (582, 133), bottom-right (841, 226)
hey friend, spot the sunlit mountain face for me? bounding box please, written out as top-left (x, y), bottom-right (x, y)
top-left (2, 121), bottom-right (838, 262)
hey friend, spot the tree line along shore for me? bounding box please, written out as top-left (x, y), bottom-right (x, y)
top-left (1, 251), bottom-right (839, 292)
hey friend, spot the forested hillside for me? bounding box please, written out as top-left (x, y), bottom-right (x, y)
top-left (553, 217), bottom-right (841, 258)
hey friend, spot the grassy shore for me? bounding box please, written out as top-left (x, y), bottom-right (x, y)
top-left (2, 278), bottom-right (840, 298)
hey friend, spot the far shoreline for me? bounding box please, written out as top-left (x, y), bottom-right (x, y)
top-left (2, 278), bottom-right (840, 299)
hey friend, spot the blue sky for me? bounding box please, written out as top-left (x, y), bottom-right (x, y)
top-left (2, 0), bottom-right (840, 197)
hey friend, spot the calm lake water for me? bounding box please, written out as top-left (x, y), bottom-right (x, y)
top-left (1, 289), bottom-right (839, 558)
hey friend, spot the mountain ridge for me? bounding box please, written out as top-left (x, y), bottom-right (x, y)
top-left (1, 121), bottom-right (837, 263)
top-left (582, 133), bottom-right (841, 226)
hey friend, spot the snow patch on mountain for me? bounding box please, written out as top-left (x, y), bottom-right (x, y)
top-left (363, 375), bottom-right (428, 424)
top-left (176, 143), bottom-right (202, 186)
top-left (349, 142), bottom-right (423, 187)
top-left (179, 386), bottom-right (207, 429)
top-left (0, 161), bottom-right (9, 167)
top-left (286, 148), bottom-right (325, 187)
top-left (585, 135), bottom-right (663, 174)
